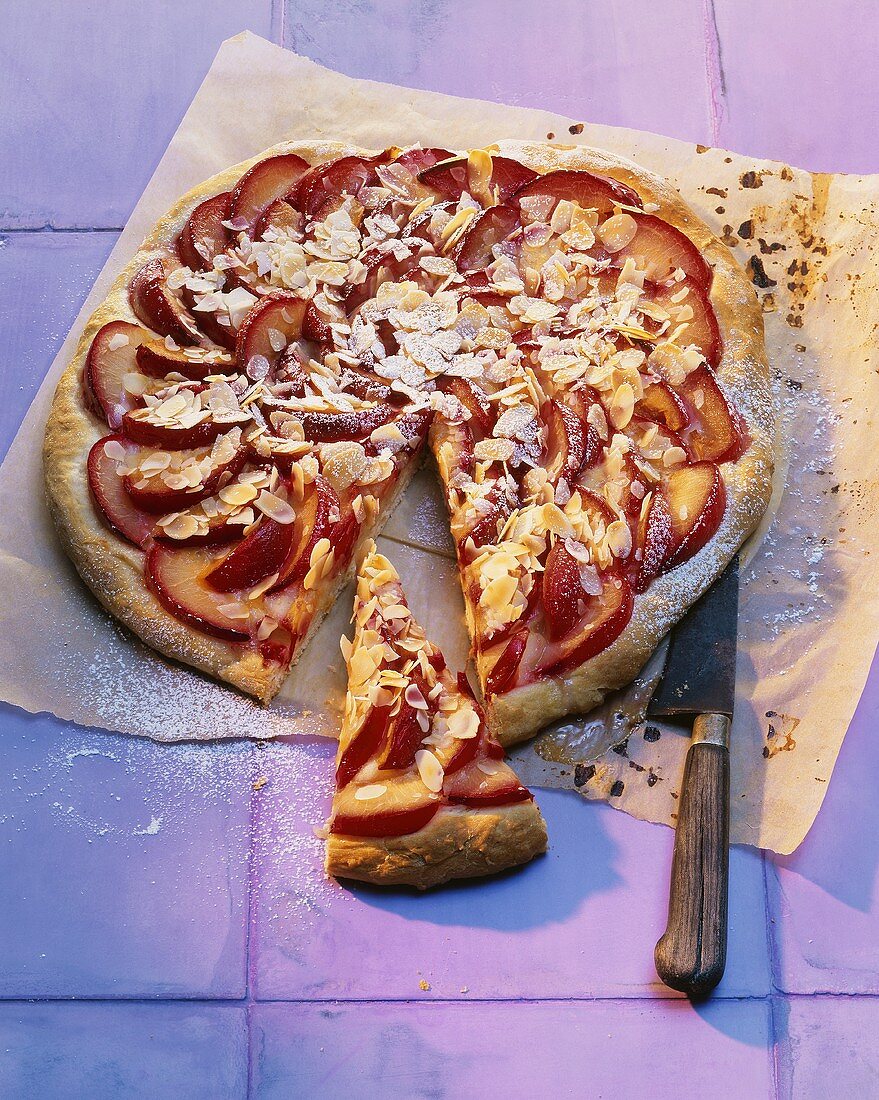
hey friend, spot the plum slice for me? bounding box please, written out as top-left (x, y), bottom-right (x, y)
top-left (636, 380), bottom-right (689, 433)
top-left (381, 695), bottom-right (429, 771)
top-left (444, 757), bottom-right (532, 808)
top-left (206, 516), bottom-right (297, 593)
top-left (393, 147), bottom-right (454, 175)
top-left (85, 321), bottom-right (152, 428)
top-left (455, 204), bottom-right (520, 272)
top-left (612, 212), bottom-right (711, 288)
top-left (633, 490), bottom-right (674, 593)
top-left (235, 292), bottom-right (309, 379)
top-left (129, 259), bottom-right (201, 346)
top-left (650, 278), bottom-right (722, 368)
top-left (536, 573), bottom-right (634, 676)
top-left (295, 153), bottom-right (392, 221)
top-left (541, 539), bottom-right (593, 641)
top-left (123, 437), bottom-right (246, 513)
top-left (299, 402), bottom-right (396, 443)
top-left (152, 513), bottom-right (251, 550)
top-left (419, 155), bottom-right (536, 204)
top-left (146, 544), bottom-right (252, 642)
top-left (484, 630), bottom-right (528, 696)
top-left (513, 169), bottom-right (642, 218)
top-left (663, 461), bottom-right (726, 569)
top-left (253, 199), bottom-right (302, 241)
top-left (177, 191), bottom-right (232, 271)
top-left (87, 435), bottom-right (155, 547)
top-left (230, 153), bottom-right (310, 235)
top-left (329, 776), bottom-right (441, 838)
top-left (440, 377), bottom-right (495, 434)
top-left (135, 340), bottom-right (234, 382)
top-left (543, 397), bottom-right (600, 486)
top-left (419, 156), bottom-right (536, 204)
top-left (122, 406), bottom-right (226, 451)
top-left (336, 704), bottom-right (392, 787)
top-left (465, 480), bottom-right (514, 549)
top-left (677, 365), bottom-right (748, 464)
top-left (268, 476), bottom-right (361, 593)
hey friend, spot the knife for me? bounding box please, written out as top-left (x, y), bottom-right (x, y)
top-left (647, 554), bottom-right (739, 998)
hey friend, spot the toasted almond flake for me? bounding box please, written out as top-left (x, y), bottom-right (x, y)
top-left (605, 519), bottom-right (632, 558)
top-left (248, 573), bottom-right (280, 600)
top-left (662, 446), bottom-right (688, 467)
top-left (267, 327), bottom-right (287, 353)
top-left (440, 206), bottom-right (478, 247)
top-left (608, 382), bottom-right (635, 429)
top-left (255, 490), bottom-right (296, 524)
top-left (122, 372), bottom-right (151, 396)
top-left (447, 706), bottom-right (480, 741)
top-left (216, 600), bottom-right (251, 620)
top-left (158, 513), bottom-right (200, 540)
top-left (415, 749), bottom-right (445, 792)
top-left (382, 602), bottom-right (410, 621)
top-left (473, 437), bottom-right (515, 464)
top-left (220, 482), bottom-right (258, 507)
top-left (102, 438), bottom-right (127, 462)
top-left (647, 342), bottom-right (692, 387)
top-left (354, 784), bottom-right (387, 801)
top-left (564, 537), bottom-right (590, 563)
top-left (321, 439), bottom-right (368, 493)
top-left (481, 573), bottom-right (519, 610)
top-left (597, 212), bottom-right (638, 253)
top-left (404, 682), bottom-right (429, 710)
top-left (309, 537), bottom-right (332, 569)
top-left (578, 562), bottom-right (603, 595)
top-left (139, 450), bottom-right (173, 475)
top-left (107, 331), bottom-right (131, 351)
top-left (257, 615), bottom-right (278, 641)
top-left (476, 760), bottom-right (502, 776)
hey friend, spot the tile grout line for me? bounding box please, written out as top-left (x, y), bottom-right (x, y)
top-left (0, 225), bottom-right (123, 234)
top-left (762, 854), bottom-right (783, 1100)
top-left (0, 990), bottom-right (871, 1005)
top-left (769, 994), bottom-right (784, 1100)
top-left (701, 0), bottom-right (727, 145)
top-left (244, 739), bottom-right (263, 1100)
top-left (270, 0), bottom-right (286, 49)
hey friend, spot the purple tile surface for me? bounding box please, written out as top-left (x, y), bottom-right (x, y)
top-left (3, 2), bottom-right (879, 1095)
top-left (767, 648), bottom-right (879, 993)
top-left (0, 1), bottom-right (276, 228)
top-left (0, 1002), bottom-right (247, 1099)
top-left (251, 999), bottom-right (774, 1099)
top-left (250, 739), bottom-right (770, 1000)
top-left (712, 0), bottom-right (879, 172)
top-left (774, 995), bottom-right (879, 1098)
top-left (284, 0), bottom-right (715, 146)
top-left (0, 709), bottom-right (254, 998)
top-left (0, 232), bottom-right (118, 459)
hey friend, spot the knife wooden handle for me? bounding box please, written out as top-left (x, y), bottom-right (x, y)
top-left (655, 714), bottom-right (730, 999)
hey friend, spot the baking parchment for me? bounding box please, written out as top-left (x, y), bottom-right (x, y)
top-left (1, 33), bottom-right (876, 852)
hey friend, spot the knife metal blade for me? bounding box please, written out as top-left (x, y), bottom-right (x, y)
top-left (649, 554), bottom-right (739, 999)
top-left (647, 555), bottom-right (739, 720)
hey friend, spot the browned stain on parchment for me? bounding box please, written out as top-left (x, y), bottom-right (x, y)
top-left (742, 171), bottom-right (833, 330)
top-left (762, 710), bottom-right (800, 758)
